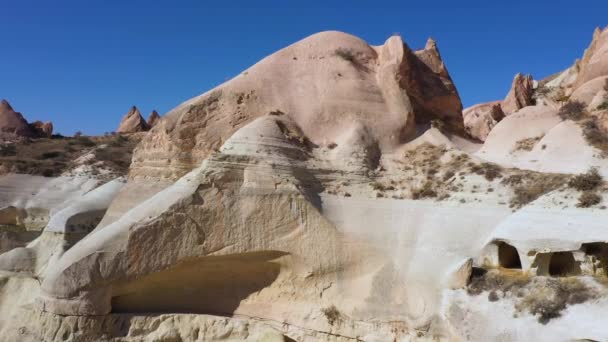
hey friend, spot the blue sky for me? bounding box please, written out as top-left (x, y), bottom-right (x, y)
top-left (1, 0), bottom-right (606, 135)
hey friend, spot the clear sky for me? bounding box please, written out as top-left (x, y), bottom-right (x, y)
top-left (1, 0), bottom-right (607, 135)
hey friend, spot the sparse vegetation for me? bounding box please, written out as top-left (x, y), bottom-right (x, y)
top-left (513, 135), bottom-right (544, 152)
top-left (581, 117), bottom-right (608, 153)
top-left (469, 162), bottom-right (502, 181)
top-left (568, 168), bottom-right (602, 191)
top-left (37, 151), bottom-right (63, 160)
top-left (468, 268), bottom-right (598, 324)
top-left (558, 100), bottom-right (586, 121)
top-left (411, 181), bottom-right (437, 199)
top-left (334, 48), bottom-right (356, 62)
top-left (503, 172), bottom-right (567, 208)
top-left (533, 85), bottom-right (553, 100)
top-left (0, 135), bottom-right (141, 177)
top-left (0, 144), bottom-right (16, 157)
top-left (322, 305), bottom-right (342, 326)
top-left (552, 88), bottom-right (570, 106)
top-left (577, 191), bottom-right (602, 208)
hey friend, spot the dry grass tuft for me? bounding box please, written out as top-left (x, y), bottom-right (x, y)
top-left (581, 117), bottom-right (608, 154)
top-left (468, 268), bottom-right (598, 324)
top-left (322, 305), bottom-right (342, 326)
top-left (577, 191), bottom-right (602, 208)
top-left (411, 181), bottom-right (438, 199)
top-left (568, 168), bottom-right (603, 191)
top-left (503, 171), bottom-right (567, 208)
top-left (513, 135), bottom-right (544, 152)
top-left (469, 162), bottom-right (502, 181)
top-left (558, 100), bottom-right (586, 121)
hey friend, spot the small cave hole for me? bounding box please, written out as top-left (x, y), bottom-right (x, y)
top-left (548, 252), bottom-right (581, 277)
top-left (498, 242), bottom-right (522, 269)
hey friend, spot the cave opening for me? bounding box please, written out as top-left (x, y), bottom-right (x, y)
top-left (498, 242), bottom-right (521, 269)
top-left (548, 252), bottom-right (581, 277)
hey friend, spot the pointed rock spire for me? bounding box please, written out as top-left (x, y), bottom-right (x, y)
top-left (146, 110), bottom-right (161, 128)
top-left (425, 37), bottom-right (437, 50)
top-left (0, 99), bottom-right (33, 137)
top-left (502, 73), bottom-right (534, 114)
top-left (116, 106), bottom-right (149, 133)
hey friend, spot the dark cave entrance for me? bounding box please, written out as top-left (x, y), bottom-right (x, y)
top-left (497, 242), bottom-right (522, 269)
top-left (548, 252), bottom-right (581, 277)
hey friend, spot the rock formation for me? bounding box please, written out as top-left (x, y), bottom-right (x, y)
top-left (502, 73), bottom-right (535, 114)
top-left (2, 29), bottom-right (608, 342)
top-left (0, 99), bottom-right (34, 137)
top-left (29, 120), bottom-right (53, 138)
top-left (463, 101), bottom-right (505, 140)
top-left (146, 110), bottom-right (160, 128)
top-left (0, 100), bottom-right (54, 138)
top-left (574, 26), bottom-right (608, 89)
top-left (116, 106), bottom-right (149, 133)
top-left (129, 31), bottom-right (463, 182)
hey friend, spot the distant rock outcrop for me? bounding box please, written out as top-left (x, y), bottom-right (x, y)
top-left (463, 101), bottom-right (505, 141)
top-left (0, 100), bottom-right (53, 138)
top-left (0, 100), bottom-right (33, 136)
top-left (29, 121), bottom-right (53, 138)
top-left (146, 110), bottom-right (160, 128)
top-left (502, 73), bottom-right (535, 114)
top-left (116, 106), bottom-right (149, 133)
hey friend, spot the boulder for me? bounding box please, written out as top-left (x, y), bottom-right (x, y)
top-left (0, 99), bottom-right (32, 137)
top-left (463, 101), bottom-right (504, 141)
top-left (116, 106), bottom-right (149, 133)
top-left (502, 73), bottom-right (535, 114)
top-left (146, 110), bottom-right (160, 128)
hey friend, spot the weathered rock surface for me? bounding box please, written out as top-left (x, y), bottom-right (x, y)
top-left (3, 29), bottom-right (608, 342)
top-left (463, 101), bottom-right (504, 140)
top-left (129, 31), bottom-right (463, 182)
top-left (0, 100), bottom-right (33, 137)
top-left (29, 121), bottom-right (53, 138)
top-left (146, 110), bottom-right (160, 128)
top-left (0, 100), bottom-right (55, 139)
top-left (116, 106), bottom-right (149, 133)
top-left (502, 73), bottom-right (535, 114)
top-left (574, 26), bottom-right (608, 89)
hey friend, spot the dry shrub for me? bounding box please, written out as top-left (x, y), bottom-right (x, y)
top-left (558, 100), bottom-right (586, 121)
top-left (503, 172), bottom-right (567, 208)
top-left (515, 277), bottom-right (597, 324)
top-left (581, 118), bottom-right (608, 153)
top-left (0, 144), bottom-right (16, 157)
top-left (513, 136), bottom-right (544, 152)
top-left (411, 181), bottom-right (437, 199)
top-left (577, 191), bottom-right (602, 208)
top-left (469, 162), bottom-right (502, 181)
top-left (568, 168), bottom-right (603, 191)
top-left (334, 48), bottom-right (356, 62)
top-left (468, 268), bottom-right (598, 324)
top-left (322, 305), bottom-right (341, 326)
